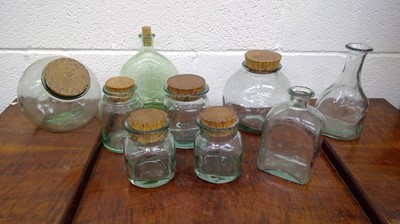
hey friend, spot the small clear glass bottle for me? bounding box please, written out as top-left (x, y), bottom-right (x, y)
top-left (194, 106), bottom-right (242, 184)
top-left (164, 74), bottom-right (209, 149)
top-left (315, 43), bottom-right (373, 141)
top-left (17, 56), bottom-right (101, 132)
top-left (223, 50), bottom-right (291, 133)
top-left (124, 108), bottom-right (176, 188)
top-left (257, 86), bottom-right (325, 185)
top-left (120, 26), bottom-right (178, 110)
top-left (99, 76), bottom-right (144, 153)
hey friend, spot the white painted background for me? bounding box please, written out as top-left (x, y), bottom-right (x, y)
top-left (1, 0), bottom-right (399, 113)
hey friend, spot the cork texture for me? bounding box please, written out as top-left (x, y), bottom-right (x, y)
top-left (129, 108), bottom-right (167, 131)
top-left (105, 76), bottom-right (135, 92)
top-left (245, 50), bottom-right (282, 71)
top-left (43, 58), bottom-right (90, 97)
top-left (167, 74), bottom-right (205, 95)
top-left (200, 106), bottom-right (237, 129)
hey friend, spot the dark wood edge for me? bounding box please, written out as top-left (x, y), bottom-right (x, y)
top-left (322, 140), bottom-right (386, 224)
top-left (61, 137), bottom-right (103, 224)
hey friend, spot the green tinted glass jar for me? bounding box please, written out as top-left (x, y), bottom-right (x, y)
top-left (120, 26), bottom-right (178, 110)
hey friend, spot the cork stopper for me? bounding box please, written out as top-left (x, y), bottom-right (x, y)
top-left (244, 50), bottom-right (282, 72)
top-left (167, 74), bottom-right (205, 95)
top-left (141, 26), bottom-right (153, 47)
top-left (128, 108), bottom-right (167, 143)
top-left (43, 58), bottom-right (90, 98)
top-left (200, 106), bottom-right (237, 129)
top-left (105, 76), bottom-right (135, 93)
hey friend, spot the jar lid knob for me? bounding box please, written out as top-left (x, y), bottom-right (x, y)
top-left (245, 50), bottom-right (282, 71)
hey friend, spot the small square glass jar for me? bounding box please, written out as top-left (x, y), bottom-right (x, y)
top-left (194, 106), bottom-right (243, 184)
top-left (124, 108), bottom-right (176, 188)
top-left (164, 74), bottom-right (209, 149)
top-left (99, 76), bottom-right (143, 153)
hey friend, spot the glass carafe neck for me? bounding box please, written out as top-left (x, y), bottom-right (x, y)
top-left (337, 43), bottom-right (373, 86)
top-left (139, 33), bottom-right (155, 51)
top-left (288, 86), bottom-right (314, 109)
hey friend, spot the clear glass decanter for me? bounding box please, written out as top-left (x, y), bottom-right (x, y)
top-left (257, 86), bottom-right (325, 185)
top-left (315, 43), bottom-right (373, 141)
top-left (120, 26), bottom-right (178, 110)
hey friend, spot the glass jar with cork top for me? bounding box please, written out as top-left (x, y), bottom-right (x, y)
top-left (223, 50), bottom-right (291, 133)
top-left (99, 76), bottom-right (143, 153)
top-left (164, 74), bottom-right (209, 149)
top-left (120, 26), bottom-right (178, 110)
top-left (194, 106), bottom-right (242, 184)
top-left (17, 56), bottom-right (101, 132)
top-left (124, 108), bottom-right (176, 188)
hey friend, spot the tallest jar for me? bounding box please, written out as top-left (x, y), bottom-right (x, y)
top-left (315, 43), bottom-right (373, 141)
top-left (223, 50), bottom-right (291, 133)
top-left (120, 26), bottom-right (178, 110)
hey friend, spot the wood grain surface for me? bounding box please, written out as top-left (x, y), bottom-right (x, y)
top-left (0, 103), bottom-right (101, 224)
top-left (74, 133), bottom-right (369, 223)
top-left (323, 99), bottom-right (400, 224)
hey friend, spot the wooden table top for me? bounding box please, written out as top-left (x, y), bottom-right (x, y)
top-left (2, 98), bottom-right (398, 223)
top-left (323, 99), bottom-right (400, 224)
top-left (0, 103), bottom-right (101, 224)
top-left (73, 135), bottom-right (369, 222)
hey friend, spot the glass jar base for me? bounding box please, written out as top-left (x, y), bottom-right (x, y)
top-left (194, 169), bottom-right (240, 184)
top-left (239, 115), bottom-right (265, 133)
top-left (127, 175), bottom-right (174, 188)
top-left (103, 131), bottom-right (127, 153)
top-left (324, 132), bottom-right (360, 141)
top-left (261, 169), bottom-right (309, 185)
top-left (175, 140), bottom-right (194, 149)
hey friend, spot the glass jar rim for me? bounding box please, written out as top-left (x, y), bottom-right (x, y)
top-left (345, 43), bottom-right (373, 52)
top-left (288, 86), bottom-right (315, 98)
top-left (242, 61), bottom-right (282, 74)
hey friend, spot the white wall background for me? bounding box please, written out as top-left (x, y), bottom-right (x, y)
top-left (1, 0), bottom-right (399, 113)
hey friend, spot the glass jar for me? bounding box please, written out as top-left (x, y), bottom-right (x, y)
top-left (223, 50), bottom-right (291, 133)
top-left (257, 86), bottom-right (325, 185)
top-left (194, 106), bottom-right (242, 184)
top-left (315, 43), bottom-right (373, 141)
top-left (99, 76), bottom-right (144, 153)
top-left (164, 74), bottom-right (209, 149)
top-left (17, 56), bottom-right (101, 132)
top-left (124, 108), bottom-right (176, 188)
top-left (120, 26), bottom-right (178, 110)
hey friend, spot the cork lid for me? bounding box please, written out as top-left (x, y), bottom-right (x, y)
top-left (129, 108), bottom-right (167, 131)
top-left (141, 26), bottom-right (153, 47)
top-left (105, 76), bottom-right (135, 92)
top-left (167, 74), bottom-right (205, 95)
top-left (245, 50), bottom-right (282, 71)
top-left (200, 106), bottom-right (237, 129)
top-left (43, 58), bottom-right (90, 98)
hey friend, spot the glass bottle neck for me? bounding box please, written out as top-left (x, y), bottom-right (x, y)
top-left (336, 43), bottom-right (372, 86)
top-left (140, 34), bottom-right (154, 51)
top-left (287, 86), bottom-right (314, 109)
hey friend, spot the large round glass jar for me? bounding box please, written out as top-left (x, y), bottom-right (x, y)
top-left (194, 106), bottom-right (242, 184)
top-left (17, 56), bottom-right (101, 132)
top-left (164, 74), bottom-right (209, 149)
top-left (99, 76), bottom-right (144, 153)
top-left (223, 50), bottom-right (291, 133)
top-left (124, 108), bottom-right (176, 188)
